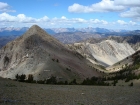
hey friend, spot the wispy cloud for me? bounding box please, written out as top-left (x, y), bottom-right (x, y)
top-left (54, 3), bottom-right (59, 7)
top-left (0, 2), bottom-right (16, 12)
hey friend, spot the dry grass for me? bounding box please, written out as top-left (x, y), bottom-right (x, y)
top-left (0, 78), bottom-right (140, 105)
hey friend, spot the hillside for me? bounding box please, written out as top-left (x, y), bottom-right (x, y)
top-left (107, 35), bottom-right (140, 51)
top-left (107, 50), bottom-right (140, 73)
top-left (83, 35), bottom-right (140, 51)
top-left (68, 40), bottom-right (135, 67)
top-left (0, 25), bottom-right (101, 82)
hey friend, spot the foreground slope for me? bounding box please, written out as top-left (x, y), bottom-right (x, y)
top-left (0, 77), bottom-right (140, 105)
top-left (0, 25), bottom-right (101, 81)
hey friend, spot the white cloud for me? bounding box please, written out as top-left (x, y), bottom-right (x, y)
top-left (101, 20), bottom-right (108, 25)
top-left (120, 7), bottom-right (140, 21)
top-left (114, 0), bottom-right (140, 6)
top-left (0, 13), bottom-right (109, 27)
top-left (90, 19), bottom-right (100, 23)
top-left (38, 16), bottom-right (49, 22)
top-left (89, 19), bottom-right (108, 24)
top-left (68, 0), bottom-right (140, 22)
top-left (117, 20), bottom-right (137, 25)
top-left (61, 16), bottom-right (67, 20)
top-left (68, 0), bottom-right (126, 13)
top-left (68, 0), bottom-right (140, 13)
top-left (0, 2), bottom-right (8, 10)
top-left (0, 13), bottom-right (16, 22)
top-left (117, 20), bottom-right (127, 25)
top-left (71, 18), bottom-right (87, 23)
top-left (17, 14), bottom-right (36, 23)
top-left (0, 13), bottom-right (139, 30)
top-left (114, 0), bottom-right (140, 21)
top-left (129, 21), bottom-right (136, 25)
top-left (0, 13), bottom-right (49, 23)
top-left (0, 2), bottom-right (16, 12)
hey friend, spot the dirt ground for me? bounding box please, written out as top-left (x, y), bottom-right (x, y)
top-left (0, 78), bottom-right (140, 105)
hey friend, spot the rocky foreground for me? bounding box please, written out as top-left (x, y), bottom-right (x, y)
top-left (0, 78), bottom-right (140, 105)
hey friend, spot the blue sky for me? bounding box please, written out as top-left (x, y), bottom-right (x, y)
top-left (0, 0), bottom-right (140, 30)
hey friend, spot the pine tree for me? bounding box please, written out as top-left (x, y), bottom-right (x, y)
top-left (15, 74), bottom-right (19, 81)
top-left (27, 74), bottom-right (34, 83)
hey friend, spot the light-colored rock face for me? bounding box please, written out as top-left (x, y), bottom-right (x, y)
top-left (71, 40), bottom-right (135, 66)
top-left (88, 40), bottom-right (135, 66)
top-left (0, 25), bottom-right (101, 81)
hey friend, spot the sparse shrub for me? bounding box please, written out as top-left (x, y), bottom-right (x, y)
top-left (46, 76), bottom-right (57, 84)
top-left (4, 56), bottom-right (10, 67)
top-left (112, 80), bottom-right (118, 86)
top-left (52, 58), bottom-right (55, 61)
top-left (19, 74), bottom-right (26, 82)
top-left (69, 79), bottom-right (77, 85)
top-left (57, 81), bottom-right (64, 85)
top-left (66, 68), bottom-right (71, 71)
top-left (56, 59), bottom-right (59, 63)
top-left (15, 74), bottom-right (19, 81)
top-left (129, 82), bottom-right (133, 86)
top-left (27, 74), bottom-right (34, 83)
top-left (64, 81), bottom-right (68, 85)
top-left (37, 80), bottom-right (45, 84)
top-left (81, 76), bottom-right (109, 86)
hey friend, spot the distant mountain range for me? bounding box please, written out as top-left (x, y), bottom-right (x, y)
top-left (0, 27), bottom-right (139, 45)
top-left (0, 27), bottom-right (140, 49)
top-left (0, 27), bottom-right (28, 36)
top-left (0, 27), bottom-right (140, 36)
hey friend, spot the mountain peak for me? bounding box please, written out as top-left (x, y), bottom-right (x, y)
top-left (27, 25), bottom-right (46, 35)
top-left (29, 25), bottom-right (44, 33)
top-left (30, 24), bottom-right (40, 28)
top-left (22, 25), bottom-right (53, 40)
